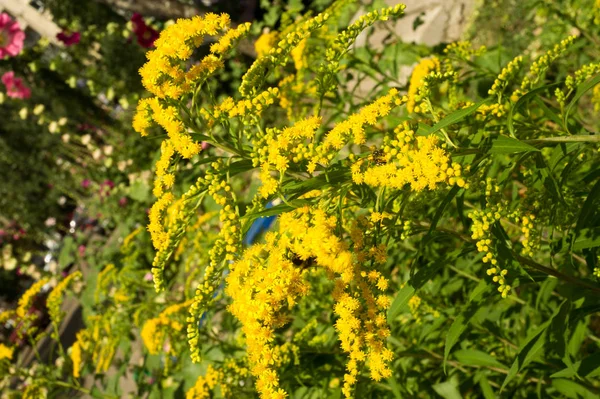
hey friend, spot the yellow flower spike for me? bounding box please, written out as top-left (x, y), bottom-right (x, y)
top-left (0, 343), bottom-right (14, 360)
top-left (407, 57), bottom-right (440, 113)
top-left (17, 278), bottom-right (50, 319)
top-left (47, 271), bottom-right (82, 329)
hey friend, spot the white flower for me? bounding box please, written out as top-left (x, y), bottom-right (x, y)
top-left (33, 104), bottom-right (45, 115)
top-left (49, 121), bottom-right (59, 133)
top-left (81, 134), bottom-right (92, 145)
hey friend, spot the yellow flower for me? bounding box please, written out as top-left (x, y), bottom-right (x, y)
top-left (0, 343), bottom-right (14, 360)
top-left (255, 31), bottom-right (278, 58)
top-left (47, 271), bottom-right (82, 328)
top-left (17, 278), bottom-right (50, 318)
top-left (407, 57), bottom-right (439, 113)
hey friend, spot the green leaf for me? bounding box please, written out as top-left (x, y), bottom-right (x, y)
top-left (454, 349), bottom-right (506, 369)
top-left (564, 73), bottom-right (600, 133)
top-left (225, 159), bottom-right (255, 176)
top-left (128, 180), bottom-right (150, 202)
top-left (551, 352), bottom-right (600, 379)
top-left (500, 305), bottom-right (562, 391)
top-left (387, 284), bottom-right (415, 321)
top-left (507, 83), bottom-right (560, 136)
top-left (432, 379), bottom-right (463, 399)
top-left (58, 236), bottom-right (76, 270)
top-left (501, 329), bottom-right (546, 392)
top-left (444, 280), bottom-right (490, 372)
top-left (551, 379), bottom-right (598, 399)
top-left (477, 374), bottom-right (497, 399)
top-left (424, 98), bottom-right (491, 136)
top-left (489, 135), bottom-right (540, 154)
top-left (387, 375), bottom-right (403, 399)
top-left (571, 227), bottom-right (600, 251)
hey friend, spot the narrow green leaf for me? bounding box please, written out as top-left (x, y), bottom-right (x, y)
top-left (552, 379), bottom-right (598, 399)
top-left (500, 305), bottom-right (562, 391)
top-left (432, 380), bottom-right (463, 399)
top-left (501, 330), bottom-right (546, 391)
top-left (225, 159), bottom-right (255, 176)
top-left (551, 352), bottom-right (600, 379)
top-left (444, 280), bottom-right (490, 372)
top-left (424, 98), bottom-right (492, 136)
top-left (478, 375), bottom-right (497, 399)
top-left (489, 135), bottom-right (540, 154)
top-left (387, 284), bottom-right (416, 320)
top-left (564, 73), bottom-right (600, 133)
top-left (571, 227), bottom-right (600, 251)
top-left (58, 236), bottom-right (76, 270)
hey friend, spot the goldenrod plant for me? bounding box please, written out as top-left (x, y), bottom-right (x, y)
top-left (1, 0), bottom-right (600, 398)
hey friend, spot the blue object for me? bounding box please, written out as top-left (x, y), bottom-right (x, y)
top-left (243, 201), bottom-right (277, 246)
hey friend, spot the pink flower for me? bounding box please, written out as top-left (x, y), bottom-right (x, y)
top-left (56, 31), bottom-right (81, 46)
top-left (131, 13), bottom-right (158, 48)
top-left (81, 179), bottom-right (91, 188)
top-left (0, 13), bottom-right (25, 58)
top-left (78, 245), bottom-right (86, 257)
top-left (2, 71), bottom-right (31, 99)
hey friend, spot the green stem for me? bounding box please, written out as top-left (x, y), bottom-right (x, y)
top-left (525, 135), bottom-right (600, 144)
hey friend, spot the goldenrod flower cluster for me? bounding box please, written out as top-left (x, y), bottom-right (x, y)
top-left (70, 331), bottom-right (85, 378)
top-left (444, 41), bottom-right (486, 61)
top-left (188, 171), bottom-right (241, 363)
top-left (141, 300), bottom-right (194, 355)
top-left (16, 278), bottom-right (49, 318)
top-left (226, 240), bottom-right (309, 399)
top-left (407, 295), bottom-right (440, 324)
top-left (489, 55), bottom-right (523, 100)
top-left (469, 206), bottom-right (511, 298)
top-left (593, 85), bottom-right (600, 112)
top-left (209, 87), bottom-right (279, 126)
top-left (253, 116), bottom-right (322, 197)
top-left (321, 4), bottom-right (405, 92)
top-left (187, 365), bottom-right (223, 399)
top-left (133, 13), bottom-right (251, 166)
top-left (23, 383), bottom-right (47, 399)
top-left (351, 122), bottom-right (466, 191)
top-left (556, 62), bottom-right (600, 109)
top-left (476, 103), bottom-right (508, 120)
top-left (255, 31), bottom-right (279, 58)
top-left (468, 179), bottom-right (519, 298)
top-left (70, 316), bottom-right (119, 377)
top-left (0, 343), bottom-right (14, 360)
top-left (226, 206), bottom-right (392, 398)
top-left (309, 89), bottom-right (403, 173)
top-left (518, 35), bottom-right (576, 93)
top-left (407, 57), bottom-right (440, 113)
top-left (240, 12), bottom-right (329, 97)
top-left (151, 177), bottom-right (206, 291)
top-left (517, 213), bottom-right (539, 257)
top-left (47, 271), bottom-right (82, 329)
top-left (95, 263), bottom-right (116, 302)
